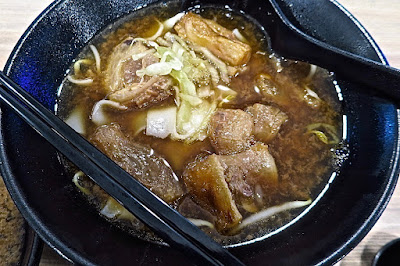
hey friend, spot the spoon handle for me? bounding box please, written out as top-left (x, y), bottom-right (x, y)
top-left (269, 0), bottom-right (400, 103)
top-left (285, 32), bottom-right (400, 102)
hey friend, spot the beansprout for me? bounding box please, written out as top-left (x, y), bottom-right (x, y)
top-left (133, 125), bottom-right (147, 137)
top-left (130, 38), bottom-right (159, 49)
top-left (91, 100), bottom-right (128, 125)
top-left (67, 75), bottom-right (93, 86)
top-left (163, 12), bottom-right (185, 31)
top-left (146, 19), bottom-right (164, 41)
top-left (164, 32), bottom-right (190, 51)
top-left (232, 29), bottom-right (248, 43)
top-left (306, 64), bottom-right (317, 81)
top-left (72, 171), bottom-right (90, 195)
top-left (230, 200), bottom-right (312, 234)
top-left (188, 218), bottom-right (215, 229)
top-left (304, 86), bottom-right (320, 100)
top-left (156, 37), bottom-right (172, 47)
top-left (89, 45), bottom-right (101, 72)
top-left (73, 59), bottom-right (92, 75)
top-left (131, 48), bottom-right (156, 61)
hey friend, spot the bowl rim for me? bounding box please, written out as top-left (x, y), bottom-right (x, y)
top-left (0, 0), bottom-right (399, 265)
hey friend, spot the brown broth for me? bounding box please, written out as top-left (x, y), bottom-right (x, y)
top-left (57, 2), bottom-right (343, 246)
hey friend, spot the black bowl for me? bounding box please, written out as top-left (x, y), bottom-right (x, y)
top-left (372, 238), bottom-right (400, 266)
top-left (0, 0), bottom-right (399, 265)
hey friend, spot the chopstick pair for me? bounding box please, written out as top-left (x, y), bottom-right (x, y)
top-left (0, 71), bottom-right (244, 266)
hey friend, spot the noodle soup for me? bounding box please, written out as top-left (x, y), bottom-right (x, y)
top-left (57, 2), bottom-right (344, 246)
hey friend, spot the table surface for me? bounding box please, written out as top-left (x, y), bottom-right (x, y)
top-left (0, 0), bottom-right (399, 265)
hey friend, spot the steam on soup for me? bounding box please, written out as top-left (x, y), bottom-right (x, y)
top-left (57, 3), bottom-right (344, 245)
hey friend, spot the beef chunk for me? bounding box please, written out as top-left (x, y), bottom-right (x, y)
top-left (175, 12), bottom-right (251, 66)
top-left (246, 103), bottom-right (288, 143)
top-left (183, 154), bottom-right (242, 231)
top-left (90, 124), bottom-right (184, 203)
top-left (108, 75), bottom-right (173, 109)
top-left (105, 39), bottom-right (173, 109)
top-left (208, 109), bottom-right (254, 155)
top-left (105, 40), bottom-right (147, 92)
top-left (221, 143), bottom-right (278, 195)
top-left (183, 143), bottom-right (278, 231)
top-left (256, 73), bottom-right (321, 109)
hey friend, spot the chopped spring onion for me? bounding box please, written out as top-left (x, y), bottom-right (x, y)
top-left (137, 47), bottom-right (183, 77)
top-left (306, 123), bottom-right (339, 144)
top-left (72, 171), bottom-right (90, 195)
top-left (146, 19), bottom-right (164, 41)
top-left (216, 85), bottom-right (238, 107)
top-left (140, 32), bottom-right (233, 143)
top-left (173, 100), bottom-right (217, 142)
top-left (89, 45), bottom-right (101, 72)
top-left (91, 100), bottom-right (128, 125)
top-left (137, 61), bottom-right (181, 76)
top-left (67, 75), bottom-right (93, 85)
top-left (231, 200), bottom-right (312, 234)
top-left (170, 69), bottom-right (197, 96)
top-left (308, 130), bottom-right (329, 144)
top-left (218, 95), bottom-right (236, 107)
top-left (179, 93), bottom-right (203, 106)
top-left (64, 106), bottom-right (86, 135)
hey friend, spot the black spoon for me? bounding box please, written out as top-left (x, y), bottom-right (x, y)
top-left (265, 0), bottom-right (400, 103)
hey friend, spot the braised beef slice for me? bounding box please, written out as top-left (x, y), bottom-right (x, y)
top-left (105, 39), bottom-right (173, 109)
top-left (183, 143), bottom-right (278, 231)
top-left (182, 154), bottom-right (242, 231)
top-left (108, 75), bottom-right (173, 109)
top-left (246, 103), bottom-right (288, 143)
top-left (256, 72), bottom-right (320, 110)
top-left (174, 12), bottom-right (251, 66)
top-left (208, 109), bottom-right (254, 155)
top-left (90, 124), bottom-right (184, 203)
top-left (220, 143), bottom-right (278, 195)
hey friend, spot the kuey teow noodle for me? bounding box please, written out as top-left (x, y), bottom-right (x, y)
top-left (57, 4), bottom-right (345, 246)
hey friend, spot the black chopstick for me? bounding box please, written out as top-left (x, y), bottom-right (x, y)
top-left (0, 71), bottom-right (244, 266)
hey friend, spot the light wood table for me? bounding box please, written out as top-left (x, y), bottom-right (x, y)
top-left (0, 0), bottom-right (399, 265)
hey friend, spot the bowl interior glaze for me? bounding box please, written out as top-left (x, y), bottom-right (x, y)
top-left (0, 0), bottom-right (399, 265)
